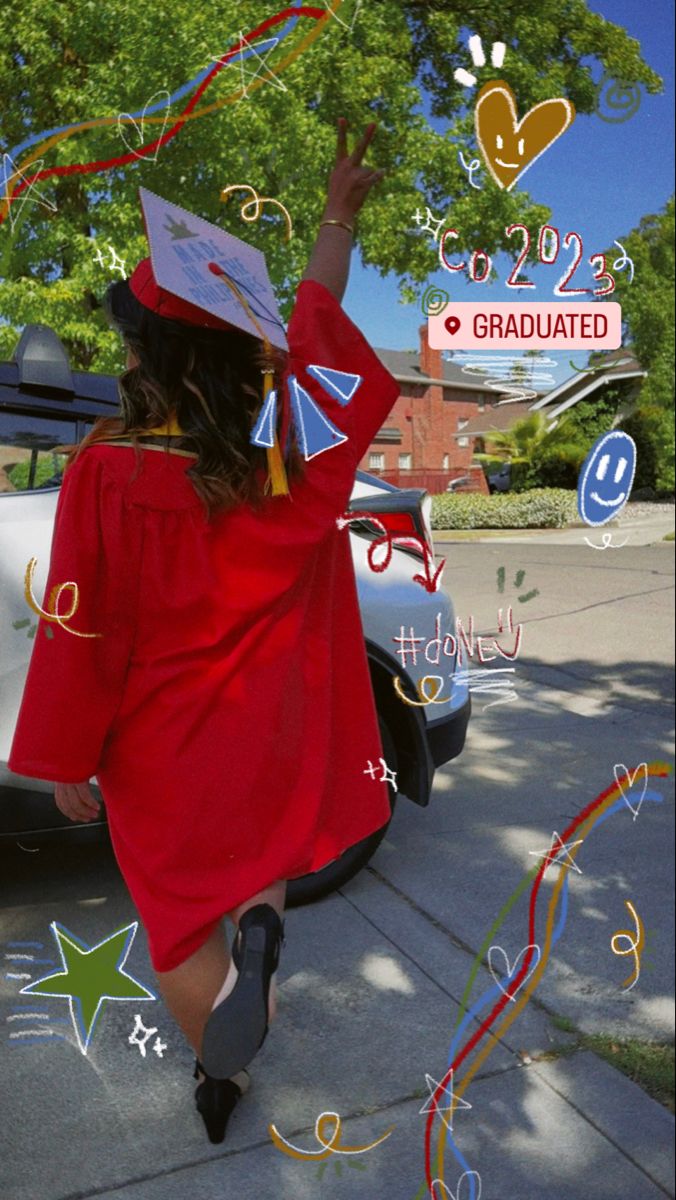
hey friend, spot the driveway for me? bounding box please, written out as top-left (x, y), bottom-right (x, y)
top-left (0, 542), bottom-right (673, 1200)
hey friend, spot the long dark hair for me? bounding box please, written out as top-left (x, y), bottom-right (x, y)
top-left (64, 279), bottom-right (294, 519)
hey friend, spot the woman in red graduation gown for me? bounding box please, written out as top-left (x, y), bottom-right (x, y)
top-left (9, 120), bottom-right (398, 1142)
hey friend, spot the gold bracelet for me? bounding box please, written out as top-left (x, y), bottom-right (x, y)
top-left (320, 218), bottom-right (354, 234)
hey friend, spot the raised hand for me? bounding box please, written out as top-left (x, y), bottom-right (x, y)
top-left (323, 118), bottom-right (386, 224)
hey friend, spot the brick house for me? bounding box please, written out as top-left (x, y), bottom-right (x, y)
top-left (359, 324), bottom-right (495, 492)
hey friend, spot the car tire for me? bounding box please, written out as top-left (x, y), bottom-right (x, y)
top-left (286, 718), bottom-right (397, 908)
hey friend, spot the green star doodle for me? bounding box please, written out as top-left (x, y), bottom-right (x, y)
top-left (21, 921), bottom-right (156, 1054)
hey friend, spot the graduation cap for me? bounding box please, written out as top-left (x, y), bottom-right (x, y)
top-left (130, 186), bottom-right (289, 493)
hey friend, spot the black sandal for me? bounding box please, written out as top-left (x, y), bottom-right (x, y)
top-left (201, 903), bottom-right (285, 1080)
top-left (193, 1058), bottom-right (249, 1144)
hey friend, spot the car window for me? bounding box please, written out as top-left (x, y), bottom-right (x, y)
top-left (0, 411), bottom-right (78, 495)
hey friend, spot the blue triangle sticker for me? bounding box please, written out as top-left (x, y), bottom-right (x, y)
top-left (288, 377), bottom-right (348, 460)
top-left (306, 364), bottom-right (363, 406)
top-left (250, 389), bottom-right (277, 448)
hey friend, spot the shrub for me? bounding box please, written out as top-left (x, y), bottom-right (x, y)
top-left (619, 406), bottom-right (675, 495)
top-left (532, 446), bottom-right (587, 490)
top-left (474, 453), bottom-right (506, 476)
top-left (430, 488), bottom-right (578, 530)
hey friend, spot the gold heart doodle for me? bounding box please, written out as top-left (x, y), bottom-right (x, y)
top-left (23, 557), bottom-right (102, 639)
top-left (475, 80), bottom-right (575, 191)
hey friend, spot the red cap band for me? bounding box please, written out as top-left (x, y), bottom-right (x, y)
top-left (128, 257), bottom-right (235, 331)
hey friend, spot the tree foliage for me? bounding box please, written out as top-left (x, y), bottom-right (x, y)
top-left (0, 0), bottom-right (662, 369)
top-left (611, 196), bottom-right (675, 410)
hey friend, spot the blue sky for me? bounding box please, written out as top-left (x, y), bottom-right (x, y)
top-left (343, 0), bottom-right (674, 383)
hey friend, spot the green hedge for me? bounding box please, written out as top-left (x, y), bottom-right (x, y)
top-left (431, 488), bottom-right (579, 529)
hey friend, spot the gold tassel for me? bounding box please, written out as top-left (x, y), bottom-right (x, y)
top-left (209, 264), bottom-right (290, 497)
top-left (262, 364), bottom-right (288, 496)
top-left (266, 437), bottom-right (288, 496)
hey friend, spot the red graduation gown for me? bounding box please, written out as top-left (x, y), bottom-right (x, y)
top-left (9, 281), bottom-right (400, 971)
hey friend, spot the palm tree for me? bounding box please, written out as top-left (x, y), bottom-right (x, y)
top-left (488, 412), bottom-right (582, 460)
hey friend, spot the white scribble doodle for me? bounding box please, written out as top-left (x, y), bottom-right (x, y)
top-left (458, 150), bottom-right (482, 189)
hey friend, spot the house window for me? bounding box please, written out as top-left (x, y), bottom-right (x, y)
top-left (369, 452), bottom-right (385, 470)
top-left (398, 453), bottom-right (412, 469)
top-left (442, 454), bottom-right (449, 470)
top-left (457, 417), bottom-right (469, 431)
top-left (458, 436), bottom-right (470, 448)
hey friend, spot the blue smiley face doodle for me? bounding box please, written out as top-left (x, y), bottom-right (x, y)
top-left (577, 431), bottom-right (637, 527)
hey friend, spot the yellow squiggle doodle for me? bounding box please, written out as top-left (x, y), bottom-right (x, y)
top-left (221, 184), bottom-right (293, 240)
top-left (269, 1110), bottom-right (395, 1162)
top-left (611, 899), bottom-right (645, 991)
top-left (393, 675), bottom-right (451, 706)
top-left (2, 0), bottom-right (343, 223)
top-left (24, 558), bottom-right (102, 639)
top-left (432, 763), bottom-right (670, 1185)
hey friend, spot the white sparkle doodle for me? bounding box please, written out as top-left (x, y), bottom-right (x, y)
top-left (413, 206), bottom-right (445, 242)
top-left (128, 1013), bottom-right (158, 1058)
top-left (108, 245), bottom-right (127, 278)
top-left (364, 759), bottom-right (397, 790)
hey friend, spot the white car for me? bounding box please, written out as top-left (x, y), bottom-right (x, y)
top-left (0, 324), bottom-right (470, 904)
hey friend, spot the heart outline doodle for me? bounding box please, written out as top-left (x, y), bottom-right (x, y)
top-left (117, 90), bottom-right (172, 162)
top-left (475, 80), bottom-right (575, 192)
top-left (613, 762), bottom-right (648, 821)
top-left (487, 943), bottom-right (541, 1002)
top-left (431, 1171), bottom-right (482, 1200)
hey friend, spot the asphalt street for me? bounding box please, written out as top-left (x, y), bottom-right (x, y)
top-left (0, 541), bottom-right (674, 1200)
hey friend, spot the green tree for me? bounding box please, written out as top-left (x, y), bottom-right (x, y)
top-left (487, 410), bottom-right (588, 489)
top-left (611, 196), bottom-right (675, 410)
top-left (487, 411), bottom-right (578, 458)
top-left (609, 196), bottom-right (675, 491)
top-left (0, 0), bottom-right (662, 369)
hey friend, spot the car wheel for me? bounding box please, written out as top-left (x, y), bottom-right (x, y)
top-left (286, 718), bottom-right (397, 908)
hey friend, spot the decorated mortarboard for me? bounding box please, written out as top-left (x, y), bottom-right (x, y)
top-left (134, 186), bottom-right (289, 493)
top-left (137, 187), bottom-right (288, 350)
top-left (130, 189), bottom-right (367, 497)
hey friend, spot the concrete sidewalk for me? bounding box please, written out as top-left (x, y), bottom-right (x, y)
top-left (1, 541), bottom-right (674, 1199)
top-left (1, 865), bottom-right (673, 1199)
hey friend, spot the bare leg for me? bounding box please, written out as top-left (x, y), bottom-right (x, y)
top-left (155, 920), bottom-right (230, 1057)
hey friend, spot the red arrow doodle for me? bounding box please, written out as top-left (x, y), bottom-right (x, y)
top-left (337, 513), bottom-right (446, 593)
